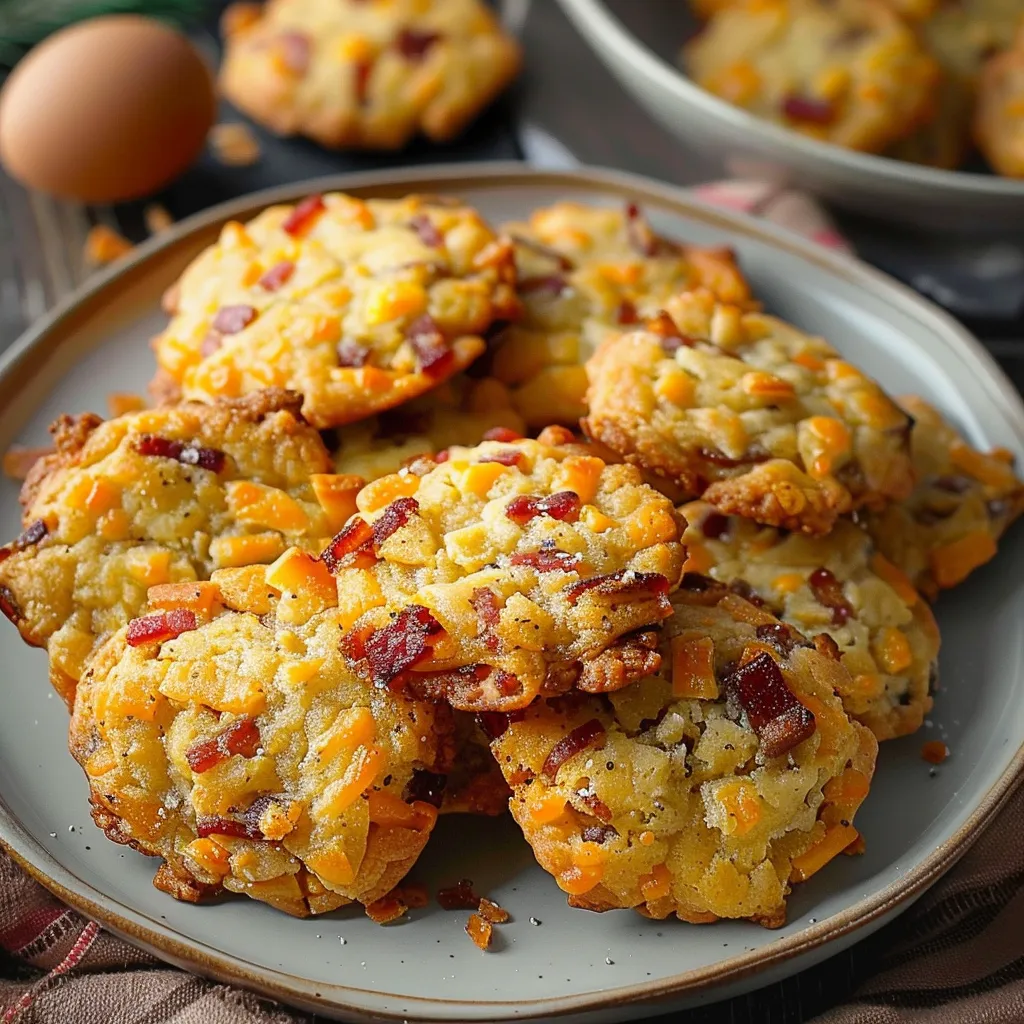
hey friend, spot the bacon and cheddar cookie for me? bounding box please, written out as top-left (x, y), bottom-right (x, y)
top-left (70, 583), bottom-right (454, 917)
top-left (487, 202), bottom-right (755, 428)
top-left (865, 397), bottom-right (1024, 600)
top-left (684, 0), bottom-right (939, 153)
top-left (975, 34), bottom-right (1024, 177)
top-left (218, 0), bottom-right (521, 150)
top-left (151, 193), bottom-right (520, 429)
top-left (488, 583), bottom-right (878, 927)
top-left (583, 295), bottom-right (914, 535)
top-left (325, 436), bottom-right (686, 712)
top-left (0, 390), bottom-right (350, 703)
top-left (681, 501), bottom-right (939, 739)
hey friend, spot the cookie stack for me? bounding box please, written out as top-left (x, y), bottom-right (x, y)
top-left (1, 192), bottom-right (1020, 929)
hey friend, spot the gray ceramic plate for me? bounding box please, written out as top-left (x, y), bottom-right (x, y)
top-left (556, 0), bottom-right (1024, 236)
top-left (0, 164), bottom-right (1022, 1023)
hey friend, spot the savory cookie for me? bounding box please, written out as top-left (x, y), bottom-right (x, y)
top-left (488, 584), bottom-right (878, 927)
top-left (681, 501), bottom-right (940, 740)
top-left (218, 0), bottom-right (521, 149)
top-left (975, 32), bottom-right (1024, 177)
top-left (866, 397), bottom-right (1024, 600)
top-left (324, 436), bottom-right (685, 712)
top-left (70, 593), bottom-right (454, 917)
top-left (684, 0), bottom-right (940, 153)
top-left (151, 192), bottom-right (520, 429)
top-left (0, 390), bottom-right (349, 704)
top-left (488, 202), bottom-right (755, 428)
top-left (583, 292), bottom-right (914, 535)
top-left (330, 375), bottom-right (526, 482)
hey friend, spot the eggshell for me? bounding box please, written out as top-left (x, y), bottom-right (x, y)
top-left (0, 16), bottom-right (217, 203)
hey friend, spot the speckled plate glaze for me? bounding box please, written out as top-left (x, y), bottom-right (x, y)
top-left (557, 0), bottom-right (1024, 235)
top-left (0, 165), bottom-right (1022, 1023)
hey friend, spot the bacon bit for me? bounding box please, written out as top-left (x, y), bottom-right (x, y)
top-left (125, 608), bottom-right (197, 647)
top-left (208, 122), bottom-right (261, 167)
top-left (321, 518), bottom-right (375, 573)
top-left (510, 234), bottom-right (575, 270)
top-left (542, 719), bottom-right (606, 781)
top-left (395, 28), bottom-right (441, 60)
top-left (470, 587), bottom-right (501, 648)
top-left (185, 718), bottom-right (261, 774)
top-left (617, 299), bottom-right (640, 325)
top-left (354, 60), bottom-right (373, 104)
top-left (814, 632), bottom-right (841, 661)
top-left (336, 338), bottom-right (371, 368)
top-left (403, 768), bottom-right (448, 808)
top-left (581, 824), bottom-right (618, 844)
top-left (466, 913), bottom-right (493, 950)
top-left (725, 652), bottom-right (815, 758)
top-left (480, 449), bottom-right (526, 468)
top-left (393, 882), bottom-right (430, 909)
top-left (402, 663), bottom-right (500, 706)
top-left (698, 446), bottom-right (770, 468)
top-left (365, 894), bottom-right (409, 925)
top-left (625, 201), bottom-right (676, 257)
top-left (482, 427), bottom-right (523, 443)
top-left (12, 518), bottom-right (48, 551)
top-left (3, 445), bottom-right (53, 481)
top-left (195, 815), bottom-right (263, 840)
top-left (508, 549), bottom-right (581, 573)
top-left (212, 305), bottom-right (257, 335)
top-left (518, 274), bottom-right (569, 296)
top-left (700, 512), bottom-right (730, 539)
top-left (437, 879), bottom-right (479, 910)
top-left (578, 630), bottom-right (661, 693)
top-left (0, 585), bottom-right (22, 624)
top-left (921, 740), bottom-right (948, 765)
top-left (783, 94), bottom-right (836, 125)
top-left (407, 315), bottom-right (453, 376)
top-left (476, 709), bottom-right (526, 739)
top-left (505, 491), bottom-right (581, 526)
top-left (808, 567), bottom-right (854, 626)
top-left (200, 332), bottom-right (222, 357)
top-left (282, 194), bottom-right (325, 237)
top-left (409, 213), bottom-right (443, 248)
top-left (135, 435), bottom-right (227, 473)
top-left (258, 260), bottom-right (295, 292)
top-left (372, 496), bottom-right (419, 547)
top-left (477, 898), bottom-right (509, 924)
top-left (756, 622), bottom-right (805, 657)
top-left (580, 791), bottom-right (614, 822)
top-left (563, 569), bottom-right (670, 607)
top-left (278, 31), bottom-right (311, 74)
top-left (84, 224), bottom-right (132, 265)
top-left (345, 605), bottom-right (445, 688)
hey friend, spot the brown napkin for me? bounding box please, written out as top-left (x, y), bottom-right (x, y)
top-left (1, 778), bottom-right (1021, 1023)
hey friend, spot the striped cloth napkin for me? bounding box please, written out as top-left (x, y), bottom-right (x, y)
top-left (2, 183), bottom-right (1022, 1024)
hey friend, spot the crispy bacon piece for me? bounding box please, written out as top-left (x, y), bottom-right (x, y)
top-left (505, 491), bottom-right (581, 526)
top-left (563, 570), bottom-right (671, 608)
top-left (135, 435), bottom-right (227, 473)
top-left (354, 60), bottom-right (373, 104)
top-left (278, 31), bottom-right (311, 74)
top-left (470, 588), bottom-right (501, 651)
top-left (624, 201), bottom-right (677, 257)
top-left (475, 709), bottom-right (526, 740)
top-left (755, 622), bottom-right (806, 657)
top-left (725, 652), bottom-right (815, 758)
top-left (282, 194), bottom-right (325, 237)
top-left (518, 274), bottom-right (569, 297)
top-left (477, 897), bottom-right (509, 924)
top-left (0, 584), bottom-right (23, 624)
top-left (346, 605), bottom-right (446, 688)
top-left (480, 449), bottom-right (526, 468)
top-left (617, 299), bottom-right (640, 325)
top-left (337, 338), bottom-right (371, 367)
top-left (409, 213), bottom-right (443, 248)
top-left (258, 260), bottom-right (295, 292)
top-left (808, 567), bottom-right (854, 625)
top-left (126, 608), bottom-right (198, 647)
top-left (510, 234), bottom-right (575, 270)
top-left (400, 664), bottom-right (509, 707)
top-left (407, 315), bottom-right (453, 377)
top-left (578, 631), bottom-right (661, 693)
top-left (508, 549), bottom-right (582, 573)
top-left (541, 719), bottom-right (606, 781)
top-left (396, 28), bottom-right (441, 60)
top-left (437, 878), bottom-right (479, 910)
top-left (185, 718), bottom-right (261, 774)
top-left (579, 791), bottom-right (614, 822)
top-left (403, 769), bottom-right (448, 808)
top-left (700, 512), bottom-right (730, 539)
top-left (211, 304), bottom-right (257, 335)
top-left (581, 824), bottom-right (618, 844)
top-left (195, 815), bottom-right (263, 840)
top-left (321, 517), bottom-right (375, 573)
top-left (782, 94), bottom-right (836, 125)
top-left (372, 497), bottom-right (419, 547)
top-left (645, 311), bottom-right (696, 353)
top-left (12, 518), bottom-right (47, 551)
top-left (482, 427), bottom-right (523, 443)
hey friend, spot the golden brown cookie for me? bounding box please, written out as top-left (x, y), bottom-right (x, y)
top-left (488, 584), bottom-right (878, 927)
top-left (325, 436), bottom-right (686, 712)
top-left (583, 294), bottom-right (914, 535)
top-left (684, 0), bottom-right (940, 153)
top-left (0, 391), bottom-right (348, 704)
top-left (975, 31), bottom-right (1024, 177)
top-left (218, 0), bottom-right (521, 149)
top-left (487, 202), bottom-right (756, 428)
top-left (152, 192), bottom-right (520, 428)
top-left (70, 590), bottom-right (454, 917)
top-left (865, 396), bottom-right (1024, 600)
top-left (680, 501), bottom-right (939, 740)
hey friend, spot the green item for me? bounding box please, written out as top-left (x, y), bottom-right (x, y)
top-left (0, 0), bottom-right (205, 66)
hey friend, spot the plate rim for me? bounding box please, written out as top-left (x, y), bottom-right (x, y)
top-left (556, 0), bottom-right (1024, 199)
top-left (1, 161), bottom-right (1022, 1021)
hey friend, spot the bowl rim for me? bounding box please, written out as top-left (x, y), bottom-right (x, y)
top-left (0, 160), bottom-right (1022, 1022)
top-left (556, 0), bottom-right (1024, 198)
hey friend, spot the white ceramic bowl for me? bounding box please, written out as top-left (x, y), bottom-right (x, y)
top-left (556, 0), bottom-right (1024, 235)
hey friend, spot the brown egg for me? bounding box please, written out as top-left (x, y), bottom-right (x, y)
top-left (0, 15), bottom-right (217, 203)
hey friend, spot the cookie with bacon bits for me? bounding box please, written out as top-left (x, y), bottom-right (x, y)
top-left (324, 436), bottom-right (686, 712)
top-left (151, 192), bottom-right (520, 428)
top-left (0, 390), bottom-right (347, 702)
top-left (488, 584), bottom-right (877, 927)
top-left (681, 501), bottom-right (939, 739)
top-left (69, 578), bottom-right (454, 917)
top-left (583, 292), bottom-right (914, 535)
top-left (865, 397), bottom-right (1024, 600)
top-left (684, 0), bottom-right (939, 153)
top-left (218, 0), bottom-right (521, 149)
top-left (486, 201), bottom-right (755, 429)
